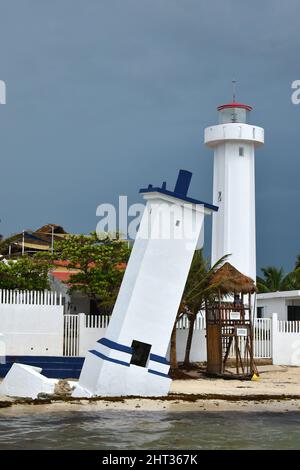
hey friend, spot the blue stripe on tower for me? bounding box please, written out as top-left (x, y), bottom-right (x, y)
top-left (97, 337), bottom-right (132, 354)
top-left (149, 353), bottom-right (170, 365)
top-left (148, 369), bottom-right (170, 379)
top-left (89, 349), bottom-right (130, 367)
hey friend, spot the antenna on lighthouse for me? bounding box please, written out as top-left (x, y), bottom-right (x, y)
top-left (232, 80), bottom-right (237, 102)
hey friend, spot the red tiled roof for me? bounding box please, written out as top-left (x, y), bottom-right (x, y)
top-left (51, 272), bottom-right (73, 282)
top-left (117, 262), bottom-right (126, 270)
top-left (53, 260), bottom-right (72, 267)
top-left (53, 260), bottom-right (126, 270)
top-left (53, 260), bottom-right (96, 269)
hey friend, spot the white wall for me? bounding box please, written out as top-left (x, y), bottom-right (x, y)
top-left (257, 297), bottom-right (287, 320)
top-left (0, 291), bottom-right (64, 356)
top-left (272, 314), bottom-right (300, 365)
top-left (167, 328), bottom-right (207, 362)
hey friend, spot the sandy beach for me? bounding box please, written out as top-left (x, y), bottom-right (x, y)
top-left (0, 365), bottom-right (300, 415)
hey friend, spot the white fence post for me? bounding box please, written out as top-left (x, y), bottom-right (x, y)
top-left (272, 313), bottom-right (278, 363)
top-left (78, 313), bottom-right (85, 356)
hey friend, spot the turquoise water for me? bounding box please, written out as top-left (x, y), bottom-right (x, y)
top-left (0, 410), bottom-right (299, 450)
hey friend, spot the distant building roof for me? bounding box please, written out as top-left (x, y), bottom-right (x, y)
top-left (51, 271), bottom-right (74, 283)
top-left (36, 224), bottom-right (67, 235)
top-left (0, 223), bottom-right (69, 257)
top-left (50, 260), bottom-right (127, 286)
top-left (257, 290), bottom-right (300, 300)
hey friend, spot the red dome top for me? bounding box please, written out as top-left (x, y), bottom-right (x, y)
top-left (217, 102), bottom-right (252, 111)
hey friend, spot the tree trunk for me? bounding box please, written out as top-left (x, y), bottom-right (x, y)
top-left (183, 314), bottom-right (196, 368)
top-left (170, 321), bottom-right (178, 370)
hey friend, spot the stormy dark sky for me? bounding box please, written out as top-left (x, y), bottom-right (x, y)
top-left (0, 0), bottom-right (299, 273)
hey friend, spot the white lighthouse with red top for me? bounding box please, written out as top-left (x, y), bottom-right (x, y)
top-left (205, 99), bottom-right (264, 281)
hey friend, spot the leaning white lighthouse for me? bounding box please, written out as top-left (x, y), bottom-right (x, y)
top-left (205, 100), bottom-right (264, 281)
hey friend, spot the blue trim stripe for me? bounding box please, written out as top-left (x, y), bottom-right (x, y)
top-left (150, 353), bottom-right (170, 365)
top-left (89, 349), bottom-right (130, 367)
top-left (97, 337), bottom-right (132, 354)
top-left (148, 369), bottom-right (170, 379)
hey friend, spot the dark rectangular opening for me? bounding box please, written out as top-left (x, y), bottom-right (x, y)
top-left (130, 340), bottom-right (151, 368)
top-left (288, 306), bottom-right (300, 321)
top-left (257, 306), bottom-right (264, 319)
top-left (90, 298), bottom-right (101, 315)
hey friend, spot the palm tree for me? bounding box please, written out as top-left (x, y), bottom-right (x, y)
top-left (169, 306), bottom-right (183, 371)
top-left (169, 251), bottom-right (209, 372)
top-left (257, 266), bottom-right (285, 292)
top-left (281, 269), bottom-right (300, 290)
top-left (172, 251), bottom-right (228, 369)
top-left (257, 265), bottom-right (300, 292)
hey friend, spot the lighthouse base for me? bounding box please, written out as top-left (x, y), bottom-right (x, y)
top-left (72, 339), bottom-right (171, 397)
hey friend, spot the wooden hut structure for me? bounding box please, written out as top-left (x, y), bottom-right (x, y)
top-left (205, 262), bottom-right (257, 378)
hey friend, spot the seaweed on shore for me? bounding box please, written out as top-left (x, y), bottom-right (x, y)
top-left (0, 392), bottom-right (299, 408)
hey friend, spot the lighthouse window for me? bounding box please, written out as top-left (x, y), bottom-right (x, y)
top-left (239, 146), bottom-right (244, 157)
top-left (130, 340), bottom-right (152, 368)
top-left (175, 220), bottom-right (180, 226)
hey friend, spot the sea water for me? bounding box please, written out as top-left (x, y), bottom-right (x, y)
top-left (0, 410), bottom-right (299, 450)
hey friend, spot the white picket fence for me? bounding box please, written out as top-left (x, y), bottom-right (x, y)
top-left (177, 314), bottom-right (206, 331)
top-left (0, 289), bottom-right (62, 306)
top-left (278, 320), bottom-right (300, 333)
top-left (62, 313), bottom-right (273, 359)
top-left (85, 314), bottom-right (110, 329)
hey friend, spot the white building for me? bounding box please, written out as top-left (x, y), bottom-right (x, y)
top-left (205, 101), bottom-right (264, 281)
top-left (257, 291), bottom-right (300, 321)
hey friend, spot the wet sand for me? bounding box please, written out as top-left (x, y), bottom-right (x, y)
top-left (1, 365), bottom-right (300, 415)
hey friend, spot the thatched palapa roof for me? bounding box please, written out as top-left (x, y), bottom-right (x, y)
top-left (209, 262), bottom-right (257, 294)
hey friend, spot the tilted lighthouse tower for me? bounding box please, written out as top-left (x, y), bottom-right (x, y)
top-left (205, 100), bottom-right (264, 281)
top-left (73, 170), bottom-right (217, 397)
